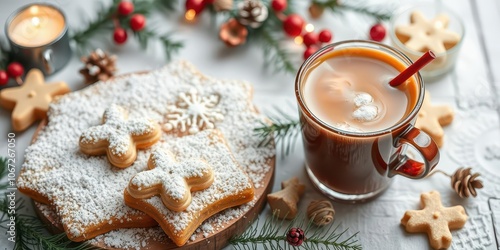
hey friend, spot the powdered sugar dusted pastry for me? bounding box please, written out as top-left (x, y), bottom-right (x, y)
top-left (79, 104), bottom-right (161, 168)
top-left (125, 130), bottom-right (254, 246)
top-left (127, 148), bottom-right (214, 212)
top-left (17, 61), bottom-right (275, 243)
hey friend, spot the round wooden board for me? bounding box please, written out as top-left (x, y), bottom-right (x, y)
top-left (31, 119), bottom-right (275, 249)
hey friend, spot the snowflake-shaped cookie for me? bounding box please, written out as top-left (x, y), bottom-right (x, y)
top-left (79, 104), bottom-right (161, 168)
top-left (127, 149), bottom-right (214, 212)
top-left (163, 89), bottom-right (224, 134)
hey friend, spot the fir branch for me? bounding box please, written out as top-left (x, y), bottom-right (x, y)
top-left (0, 42), bottom-right (11, 69)
top-left (0, 195), bottom-right (98, 250)
top-left (254, 107), bottom-right (301, 156)
top-left (71, 0), bottom-right (181, 58)
top-left (133, 29), bottom-right (183, 61)
top-left (0, 158), bottom-right (8, 190)
top-left (312, 0), bottom-right (392, 21)
top-left (154, 0), bottom-right (177, 12)
top-left (260, 29), bottom-right (297, 74)
top-left (230, 213), bottom-right (361, 250)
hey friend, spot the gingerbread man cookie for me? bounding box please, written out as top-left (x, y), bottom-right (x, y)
top-left (0, 69), bottom-right (70, 132)
top-left (267, 177), bottom-right (305, 219)
top-left (79, 104), bottom-right (161, 168)
top-left (395, 11), bottom-right (460, 54)
top-left (415, 91), bottom-right (454, 147)
top-left (127, 149), bottom-right (214, 212)
top-left (401, 191), bottom-right (467, 249)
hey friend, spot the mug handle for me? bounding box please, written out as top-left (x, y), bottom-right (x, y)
top-left (42, 49), bottom-right (54, 75)
top-left (388, 126), bottom-right (440, 179)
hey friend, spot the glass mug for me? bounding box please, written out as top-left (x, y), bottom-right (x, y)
top-left (295, 40), bottom-right (440, 203)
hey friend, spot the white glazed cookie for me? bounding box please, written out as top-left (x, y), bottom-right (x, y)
top-left (125, 130), bottom-right (254, 246)
top-left (17, 61), bottom-right (275, 243)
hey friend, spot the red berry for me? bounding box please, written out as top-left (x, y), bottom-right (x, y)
top-left (369, 23), bottom-right (386, 42)
top-left (118, 1), bottom-right (134, 16)
top-left (302, 32), bottom-right (318, 47)
top-left (271, 0), bottom-right (287, 12)
top-left (303, 46), bottom-right (318, 60)
top-left (283, 14), bottom-right (305, 37)
top-left (129, 14), bottom-right (146, 31)
top-left (185, 0), bottom-right (206, 14)
top-left (0, 70), bottom-right (8, 85)
top-left (318, 29), bottom-right (332, 43)
top-left (113, 28), bottom-right (128, 44)
top-left (7, 62), bottom-right (24, 78)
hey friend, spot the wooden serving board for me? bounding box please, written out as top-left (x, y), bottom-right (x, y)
top-left (31, 119), bottom-right (275, 249)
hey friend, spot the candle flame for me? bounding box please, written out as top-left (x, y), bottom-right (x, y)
top-left (185, 9), bottom-right (196, 21)
top-left (31, 17), bottom-right (41, 28)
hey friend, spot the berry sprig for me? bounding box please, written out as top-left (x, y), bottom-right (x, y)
top-left (71, 0), bottom-right (182, 60)
top-left (0, 62), bottom-right (25, 86)
top-left (277, 3), bottom-right (333, 60)
top-left (112, 1), bottom-right (147, 44)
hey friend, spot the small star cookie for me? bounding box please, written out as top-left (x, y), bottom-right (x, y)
top-left (127, 149), bottom-right (214, 212)
top-left (415, 91), bottom-right (454, 147)
top-left (395, 11), bottom-right (460, 53)
top-left (79, 104), bottom-right (161, 168)
top-left (401, 191), bottom-right (467, 249)
top-left (0, 69), bottom-right (70, 131)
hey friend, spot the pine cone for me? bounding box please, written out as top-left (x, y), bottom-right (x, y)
top-left (237, 0), bottom-right (268, 29)
top-left (450, 167), bottom-right (483, 198)
top-left (286, 227), bottom-right (306, 246)
top-left (79, 49), bottom-right (117, 84)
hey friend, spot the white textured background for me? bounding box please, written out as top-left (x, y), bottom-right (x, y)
top-left (1, 0), bottom-right (499, 249)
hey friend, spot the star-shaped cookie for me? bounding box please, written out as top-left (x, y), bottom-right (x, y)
top-left (395, 11), bottom-right (460, 53)
top-left (401, 191), bottom-right (467, 249)
top-left (415, 91), bottom-right (454, 147)
top-left (0, 69), bottom-right (70, 131)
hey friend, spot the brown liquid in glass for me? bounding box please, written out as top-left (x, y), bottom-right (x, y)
top-left (300, 48), bottom-right (419, 195)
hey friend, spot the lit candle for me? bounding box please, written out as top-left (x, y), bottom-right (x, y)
top-left (5, 4), bottom-right (71, 75)
top-left (8, 5), bottom-right (65, 47)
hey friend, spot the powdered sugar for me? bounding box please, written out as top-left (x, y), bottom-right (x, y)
top-left (138, 130), bottom-right (253, 235)
top-left (129, 149), bottom-right (212, 201)
top-left (80, 104), bottom-right (158, 156)
top-left (17, 61), bottom-right (275, 245)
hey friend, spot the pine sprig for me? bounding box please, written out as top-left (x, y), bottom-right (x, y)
top-left (0, 42), bottom-right (11, 69)
top-left (71, 0), bottom-right (182, 57)
top-left (0, 158), bottom-right (8, 190)
top-left (230, 213), bottom-right (361, 250)
top-left (254, 107), bottom-right (301, 156)
top-left (260, 29), bottom-right (297, 74)
top-left (133, 29), bottom-right (183, 61)
top-left (312, 0), bottom-right (392, 21)
top-left (0, 195), bottom-right (98, 250)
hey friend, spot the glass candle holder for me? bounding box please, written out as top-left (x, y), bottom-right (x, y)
top-left (389, 3), bottom-right (464, 81)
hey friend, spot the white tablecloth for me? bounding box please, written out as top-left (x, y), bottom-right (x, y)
top-left (1, 0), bottom-right (499, 249)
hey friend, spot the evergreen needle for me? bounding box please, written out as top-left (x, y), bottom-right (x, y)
top-left (254, 107), bottom-right (301, 156)
top-left (229, 213), bottom-right (361, 250)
